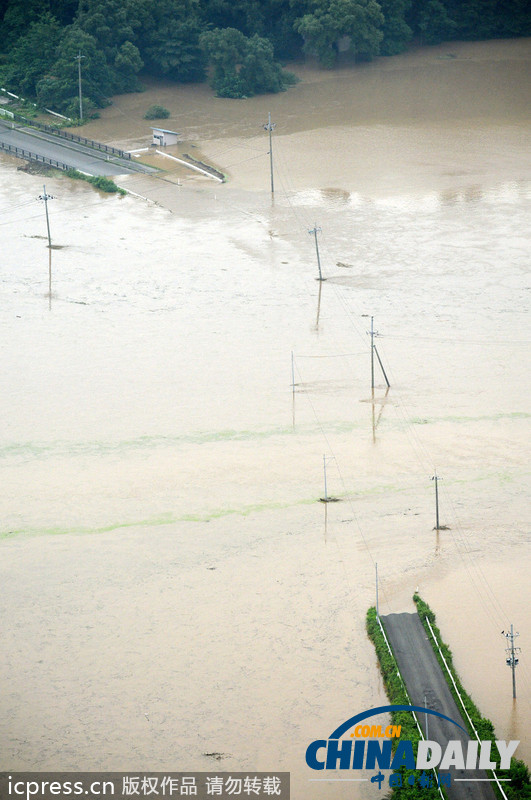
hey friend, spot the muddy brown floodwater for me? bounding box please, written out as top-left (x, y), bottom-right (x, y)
top-left (0, 38), bottom-right (530, 799)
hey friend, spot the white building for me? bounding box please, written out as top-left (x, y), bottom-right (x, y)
top-left (151, 127), bottom-right (180, 146)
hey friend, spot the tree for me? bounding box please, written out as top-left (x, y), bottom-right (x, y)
top-left (262, 0), bottom-right (305, 59)
top-left (36, 25), bottom-right (112, 114)
top-left (6, 12), bottom-right (64, 96)
top-left (113, 40), bottom-right (143, 92)
top-left (200, 26), bottom-right (297, 98)
top-left (1, 0), bottom-right (50, 46)
top-left (49, 0), bottom-right (79, 25)
top-left (407, 0), bottom-right (456, 45)
top-left (294, 0), bottom-right (384, 67)
top-left (200, 26), bottom-right (248, 96)
top-left (75, 0), bottom-right (140, 61)
top-left (378, 0), bottom-right (412, 55)
top-left (418, 0), bottom-right (456, 44)
top-left (74, 0), bottom-right (143, 92)
top-left (201, 0), bottom-right (266, 38)
top-left (135, 0), bottom-right (206, 82)
top-left (240, 33), bottom-right (292, 94)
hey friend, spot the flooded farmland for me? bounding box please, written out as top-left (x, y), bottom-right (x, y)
top-left (0, 38), bottom-right (530, 799)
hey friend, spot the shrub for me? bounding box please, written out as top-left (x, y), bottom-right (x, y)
top-left (144, 104), bottom-right (170, 120)
top-left (65, 169), bottom-right (126, 194)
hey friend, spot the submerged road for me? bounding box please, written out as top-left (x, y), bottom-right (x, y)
top-left (381, 613), bottom-right (498, 800)
top-left (0, 121), bottom-right (154, 176)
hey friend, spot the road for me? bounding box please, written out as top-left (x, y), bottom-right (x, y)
top-left (381, 612), bottom-right (498, 800)
top-left (0, 122), bottom-right (154, 176)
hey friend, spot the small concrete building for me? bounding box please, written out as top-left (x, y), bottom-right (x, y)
top-left (151, 127), bottom-right (180, 147)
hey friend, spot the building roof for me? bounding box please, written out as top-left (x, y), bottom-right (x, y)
top-left (150, 127), bottom-right (180, 135)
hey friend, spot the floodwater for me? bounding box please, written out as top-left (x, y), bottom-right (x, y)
top-left (0, 38), bottom-right (530, 798)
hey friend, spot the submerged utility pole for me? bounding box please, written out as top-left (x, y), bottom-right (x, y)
top-left (48, 248), bottom-right (52, 303)
top-left (309, 224), bottom-right (325, 281)
top-left (75, 52), bottom-right (85, 121)
top-left (38, 185), bottom-right (53, 248)
top-left (367, 316), bottom-right (390, 390)
top-left (320, 454), bottom-right (336, 502)
top-left (503, 625), bottom-right (521, 699)
top-left (431, 470), bottom-right (442, 530)
top-left (370, 315), bottom-right (375, 389)
top-left (264, 112), bottom-right (275, 194)
top-left (291, 351), bottom-right (296, 427)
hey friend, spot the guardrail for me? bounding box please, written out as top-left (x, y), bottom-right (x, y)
top-left (0, 107), bottom-right (131, 159)
top-left (0, 86), bottom-right (72, 121)
top-left (32, 119), bottom-right (132, 159)
top-left (0, 140), bottom-right (74, 171)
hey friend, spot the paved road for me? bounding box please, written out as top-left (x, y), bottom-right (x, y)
top-left (381, 613), bottom-right (497, 800)
top-left (0, 122), bottom-right (154, 176)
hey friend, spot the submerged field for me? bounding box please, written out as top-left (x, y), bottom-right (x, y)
top-left (0, 38), bottom-right (530, 799)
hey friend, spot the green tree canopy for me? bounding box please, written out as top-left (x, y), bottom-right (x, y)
top-left (200, 26), bottom-right (248, 97)
top-left (417, 0), bottom-right (456, 45)
top-left (378, 0), bottom-right (412, 55)
top-left (134, 0), bottom-right (206, 82)
top-left (294, 0), bottom-right (384, 67)
top-left (1, 0), bottom-right (50, 46)
top-left (75, 0), bottom-right (140, 60)
top-left (113, 39), bottom-right (143, 92)
top-left (2, 0), bottom-right (531, 111)
top-left (240, 33), bottom-right (294, 94)
top-left (6, 12), bottom-right (64, 95)
top-left (36, 25), bottom-right (111, 115)
top-left (200, 26), bottom-right (297, 97)
top-left (74, 0), bottom-right (144, 92)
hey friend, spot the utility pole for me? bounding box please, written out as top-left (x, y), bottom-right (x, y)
top-left (366, 316), bottom-right (390, 390)
top-left (38, 185), bottom-right (53, 248)
top-left (320, 454), bottom-right (336, 502)
top-left (431, 470), bottom-right (442, 530)
top-left (503, 625), bottom-right (521, 699)
top-left (315, 280), bottom-right (322, 330)
top-left (48, 248), bottom-right (52, 303)
top-left (370, 315), bottom-right (375, 390)
top-left (291, 351), bottom-right (296, 427)
top-left (264, 112), bottom-right (275, 194)
top-left (309, 224), bottom-right (325, 281)
top-left (74, 52), bottom-right (85, 121)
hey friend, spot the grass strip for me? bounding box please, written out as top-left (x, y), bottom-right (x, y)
top-left (65, 168), bottom-right (126, 194)
top-left (366, 606), bottom-right (442, 798)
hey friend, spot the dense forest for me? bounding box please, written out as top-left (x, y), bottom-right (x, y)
top-left (0, 0), bottom-right (529, 112)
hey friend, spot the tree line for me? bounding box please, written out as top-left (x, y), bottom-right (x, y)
top-left (0, 0), bottom-right (529, 114)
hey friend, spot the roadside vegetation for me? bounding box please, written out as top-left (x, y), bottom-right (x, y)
top-left (64, 168), bottom-right (126, 194)
top-left (367, 600), bottom-right (530, 799)
top-left (0, 0), bottom-right (530, 114)
top-left (366, 606), bottom-right (442, 798)
top-left (413, 595), bottom-right (531, 799)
